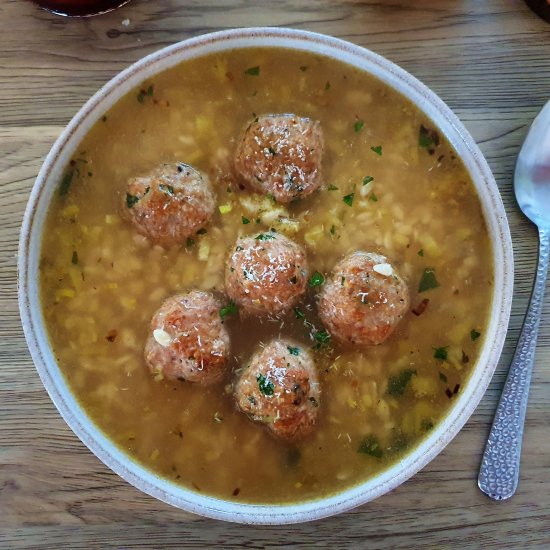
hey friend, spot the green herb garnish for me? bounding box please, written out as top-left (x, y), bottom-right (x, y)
top-left (354, 120), bottom-right (365, 133)
top-left (294, 307), bottom-right (305, 320)
top-left (308, 271), bottom-right (325, 287)
top-left (343, 193), bottom-right (354, 207)
top-left (369, 192), bottom-right (378, 202)
top-left (287, 346), bottom-right (300, 356)
top-left (387, 369), bottom-right (416, 396)
top-left (439, 371), bottom-right (448, 383)
top-left (357, 435), bottom-right (383, 458)
top-left (159, 184), bottom-right (174, 195)
top-left (255, 233), bottom-right (276, 241)
top-left (329, 225), bottom-right (336, 235)
top-left (418, 249), bottom-right (424, 257)
top-left (71, 251), bottom-right (78, 265)
top-left (471, 329), bottom-right (481, 341)
top-left (314, 330), bottom-right (331, 346)
top-left (268, 147), bottom-right (277, 156)
top-left (244, 66), bottom-right (260, 76)
top-left (371, 145), bottom-right (383, 156)
top-left (327, 184), bottom-right (339, 191)
top-left (324, 81), bottom-right (331, 91)
top-left (219, 300), bottom-right (238, 320)
top-left (186, 237), bottom-right (195, 248)
top-left (126, 193), bottom-right (139, 208)
top-left (257, 373), bottom-right (274, 396)
top-left (418, 268), bottom-right (439, 292)
top-left (433, 346), bottom-right (449, 360)
top-left (59, 171), bottom-right (74, 196)
top-left (421, 419), bottom-right (434, 432)
top-left (362, 176), bottom-right (374, 186)
top-left (242, 216), bottom-right (251, 225)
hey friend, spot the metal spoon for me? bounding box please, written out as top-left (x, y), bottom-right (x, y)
top-left (478, 101), bottom-right (550, 500)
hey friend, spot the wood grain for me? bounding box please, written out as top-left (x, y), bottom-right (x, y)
top-left (1, 0), bottom-right (550, 547)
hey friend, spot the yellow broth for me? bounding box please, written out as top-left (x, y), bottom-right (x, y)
top-left (40, 48), bottom-right (493, 504)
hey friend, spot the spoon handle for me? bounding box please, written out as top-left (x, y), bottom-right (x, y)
top-left (478, 226), bottom-right (550, 500)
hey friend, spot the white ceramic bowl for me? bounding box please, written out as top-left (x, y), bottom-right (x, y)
top-left (18, 27), bottom-right (513, 524)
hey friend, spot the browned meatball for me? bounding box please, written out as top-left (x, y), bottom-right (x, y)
top-left (234, 339), bottom-right (320, 441)
top-left (123, 162), bottom-right (215, 247)
top-left (317, 252), bottom-right (409, 347)
top-left (234, 114), bottom-right (324, 204)
top-left (225, 232), bottom-right (308, 317)
top-left (144, 291), bottom-right (230, 384)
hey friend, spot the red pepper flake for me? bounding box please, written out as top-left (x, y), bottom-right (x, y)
top-left (453, 383), bottom-right (461, 395)
top-left (412, 298), bottom-right (430, 316)
top-left (232, 487), bottom-right (240, 496)
top-left (445, 388), bottom-right (453, 399)
top-left (105, 329), bottom-right (118, 343)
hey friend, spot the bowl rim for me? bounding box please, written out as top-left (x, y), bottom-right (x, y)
top-left (18, 26), bottom-right (514, 525)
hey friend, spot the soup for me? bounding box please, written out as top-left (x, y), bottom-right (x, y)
top-left (40, 47), bottom-right (492, 504)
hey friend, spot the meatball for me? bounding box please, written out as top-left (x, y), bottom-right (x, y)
top-left (123, 162), bottom-right (215, 247)
top-left (144, 291), bottom-right (230, 385)
top-left (234, 114), bottom-right (324, 204)
top-left (234, 339), bottom-right (320, 441)
top-left (225, 232), bottom-right (308, 317)
top-left (318, 252), bottom-right (409, 346)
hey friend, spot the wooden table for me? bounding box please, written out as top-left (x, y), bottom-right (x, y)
top-left (1, 0), bottom-right (549, 547)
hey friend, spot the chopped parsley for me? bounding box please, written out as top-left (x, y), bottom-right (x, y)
top-left (357, 435), bottom-right (383, 458)
top-left (433, 346), bottom-right (449, 361)
top-left (186, 237), bottom-right (195, 248)
top-left (244, 66), bottom-right (260, 76)
top-left (329, 225), bottom-right (336, 235)
top-left (294, 307), bottom-right (306, 320)
top-left (235, 245), bottom-right (244, 252)
top-left (418, 249), bottom-right (424, 257)
top-left (137, 84), bottom-right (154, 103)
top-left (255, 233), bottom-right (276, 241)
top-left (59, 171), bottom-right (74, 196)
top-left (369, 192), bottom-right (378, 202)
top-left (268, 147), bottom-right (277, 156)
top-left (219, 300), bottom-right (238, 319)
top-left (287, 346), bottom-right (300, 356)
top-left (242, 216), bottom-right (251, 225)
top-left (327, 184), bottom-right (339, 191)
top-left (126, 193), bottom-right (139, 208)
top-left (71, 251), bottom-right (78, 265)
top-left (314, 330), bottom-right (331, 346)
top-left (308, 271), bottom-right (325, 287)
top-left (418, 268), bottom-right (439, 292)
top-left (343, 193), bottom-right (354, 207)
top-left (257, 373), bottom-right (274, 396)
top-left (362, 176), bottom-right (374, 186)
top-left (324, 81), bottom-right (331, 91)
top-left (471, 329), bottom-right (481, 341)
top-left (354, 120), bottom-right (365, 133)
top-left (387, 369), bottom-right (416, 396)
top-left (421, 419), bottom-right (434, 432)
top-left (159, 184), bottom-right (174, 195)
top-left (419, 124), bottom-right (439, 149)
top-left (439, 371), bottom-right (448, 383)
top-left (371, 145), bottom-right (383, 156)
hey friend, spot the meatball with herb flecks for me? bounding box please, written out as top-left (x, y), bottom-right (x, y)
top-left (123, 162), bottom-right (215, 247)
top-left (317, 252), bottom-right (409, 347)
top-left (234, 338), bottom-right (320, 441)
top-left (144, 290), bottom-right (230, 385)
top-left (234, 114), bottom-right (324, 204)
top-left (225, 231), bottom-right (308, 317)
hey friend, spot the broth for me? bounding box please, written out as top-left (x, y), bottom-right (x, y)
top-left (40, 47), bottom-right (493, 504)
